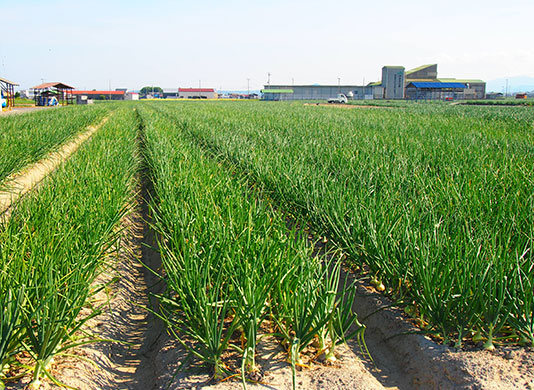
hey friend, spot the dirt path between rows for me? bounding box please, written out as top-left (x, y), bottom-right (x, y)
top-left (0, 107), bottom-right (52, 116)
top-left (350, 273), bottom-right (534, 389)
top-left (7, 169), bottom-right (167, 390)
top-left (0, 115), bottom-right (110, 217)
top-left (54, 175), bottom-right (166, 390)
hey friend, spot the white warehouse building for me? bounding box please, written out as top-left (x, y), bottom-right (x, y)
top-left (178, 88), bottom-right (217, 99)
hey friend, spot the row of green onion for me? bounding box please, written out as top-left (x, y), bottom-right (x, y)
top-left (0, 107), bottom-right (139, 388)
top-left (140, 105), bottom-right (365, 390)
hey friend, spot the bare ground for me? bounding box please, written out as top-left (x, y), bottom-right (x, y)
top-left (0, 107), bottom-right (54, 116)
top-left (153, 335), bottom-right (384, 390)
top-left (349, 275), bottom-right (534, 390)
top-left (54, 194), bottom-right (166, 390)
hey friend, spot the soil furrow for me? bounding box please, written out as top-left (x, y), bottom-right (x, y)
top-left (0, 114), bottom-right (111, 217)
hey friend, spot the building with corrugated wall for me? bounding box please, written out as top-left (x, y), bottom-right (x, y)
top-left (405, 82), bottom-right (467, 100)
top-left (262, 63), bottom-right (486, 101)
top-left (261, 85), bottom-right (377, 101)
top-left (404, 64), bottom-right (486, 99)
top-left (382, 66), bottom-right (405, 99)
top-left (178, 88), bottom-right (217, 99)
top-left (71, 90), bottom-right (125, 101)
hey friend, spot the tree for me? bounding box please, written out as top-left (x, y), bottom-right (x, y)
top-left (15, 92), bottom-right (20, 98)
top-left (140, 86), bottom-right (163, 95)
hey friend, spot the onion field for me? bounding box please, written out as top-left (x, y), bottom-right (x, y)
top-left (0, 107), bottom-right (139, 388)
top-left (0, 101), bottom-right (532, 389)
top-left (0, 105), bottom-right (107, 190)
top-left (141, 106), bottom-right (362, 388)
top-left (146, 101), bottom-right (534, 350)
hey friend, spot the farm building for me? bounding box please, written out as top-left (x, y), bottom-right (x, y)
top-left (382, 66), bottom-right (405, 99)
top-left (71, 90), bottom-right (126, 101)
top-left (486, 92), bottom-right (504, 100)
top-left (178, 88), bottom-right (217, 99)
top-left (263, 63), bottom-right (486, 101)
top-left (405, 81), bottom-right (466, 100)
top-left (125, 92), bottom-right (139, 100)
top-left (262, 85), bottom-right (380, 101)
top-left (31, 82), bottom-right (75, 106)
top-left (402, 64), bottom-right (486, 100)
top-left (0, 77), bottom-right (18, 110)
top-left (162, 89), bottom-right (179, 98)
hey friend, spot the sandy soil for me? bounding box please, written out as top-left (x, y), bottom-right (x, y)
top-left (0, 115), bottom-right (110, 217)
top-left (0, 107), bottom-right (52, 116)
top-left (53, 194), bottom-right (166, 390)
top-left (307, 237), bottom-right (534, 390)
top-left (349, 274), bottom-right (534, 390)
top-left (154, 335), bottom-right (384, 390)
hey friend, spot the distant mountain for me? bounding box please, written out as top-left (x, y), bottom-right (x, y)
top-left (487, 76), bottom-right (534, 93)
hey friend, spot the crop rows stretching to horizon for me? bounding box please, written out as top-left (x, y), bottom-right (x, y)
top-left (0, 107), bottom-right (139, 389)
top-left (146, 101), bottom-right (534, 351)
top-left (0, 101), bottom-right (533, 389)
top-left (0, 105), bottom-right (108, 191)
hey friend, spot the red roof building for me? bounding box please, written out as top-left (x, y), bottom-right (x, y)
top-left (71, 90), bottom-right (125, 100)
top-left (72, 90), bottom-right (125, 95)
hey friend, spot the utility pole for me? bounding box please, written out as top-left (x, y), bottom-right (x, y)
top-left (247, 78), bottom-right (250, 96)
top-left (338, 77), bottom-right (341, 93)
top-left (199, 80), bottom-right (201, 98)
top-left (292, 77), bottom-right (294, 86)
top-left (505, 79), bottom-right (509, 97)
top-left (109, 80), bottom-right (111, 101)
top-left (267, 72), bottom-right (271, 87)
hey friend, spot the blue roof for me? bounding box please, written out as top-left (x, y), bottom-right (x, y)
top-left (409, 82), bottom-right (466, 89)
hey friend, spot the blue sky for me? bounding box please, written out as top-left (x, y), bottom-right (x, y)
top-left (2, 0), bottom-right (533, 91)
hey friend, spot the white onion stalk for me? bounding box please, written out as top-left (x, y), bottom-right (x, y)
top-left (483, 329), bottom-right (495, 351)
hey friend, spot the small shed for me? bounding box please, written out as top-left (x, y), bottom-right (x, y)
top-left (31, 82), bottom-right (75, 106)
top-left (0, 77), bottom-right (19, 110)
